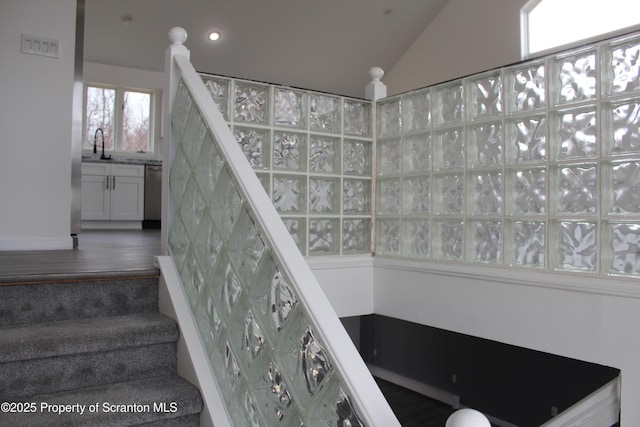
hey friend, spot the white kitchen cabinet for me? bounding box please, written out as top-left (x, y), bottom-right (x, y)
top-left (81, 163), bottom-right (144, 223)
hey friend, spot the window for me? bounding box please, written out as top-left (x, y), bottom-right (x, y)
top-left (522, 0), bottom-right (640, 58)
top-left (85, 85), bottom-right (153, 154)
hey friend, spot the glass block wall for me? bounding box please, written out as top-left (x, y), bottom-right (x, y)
top-left (199, 73), bottom-right (373, 257)
top-left (376, 31), bottom-right (640, 278)
top-left (168, 80), bottom-right (369, 425)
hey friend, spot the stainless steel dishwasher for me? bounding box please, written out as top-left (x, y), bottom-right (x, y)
top-left (143, 164), bottom-right (162, 228)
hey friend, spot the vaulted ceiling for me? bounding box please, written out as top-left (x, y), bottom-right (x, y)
top-left (84, 0), bottom-right (450, 98)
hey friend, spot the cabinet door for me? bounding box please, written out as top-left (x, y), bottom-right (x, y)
top-left (110, 176), bottom-right (144, 221)
top-left (81, 175), bottom-right (110, 220)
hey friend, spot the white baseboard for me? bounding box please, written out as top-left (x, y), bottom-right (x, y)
top-left (81, 220), bottom-right (142, 230)
top-left (0, 236), bottom-right (74, 250)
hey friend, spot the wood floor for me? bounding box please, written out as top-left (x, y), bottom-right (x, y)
top-left (0, 230), bottom-right (161, 283)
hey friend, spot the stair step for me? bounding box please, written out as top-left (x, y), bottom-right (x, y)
top-left (0, 375), bottom-right (203, 427)
top-left (0, 313), bottom-right (178, 363)
top-left (0, 275), bottom-right (159, 327)
top-left (0, 313), bottom-right (179, 400)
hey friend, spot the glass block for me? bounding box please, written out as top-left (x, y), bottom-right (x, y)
top-left (401, 89), bottom-right (431, 133)
top-left (227, 209), bottom-right (266, 287)
top-left (603, 161), bottom-right (640, 215)
top-left (550, 108), bottom-right (597, 160)
top-left (433, 128), bottom-right (464, 170)
top-left (432, 174), bottom-right (464, 214)
top-left (168, 213), bottom-right (189, 268)
top-left (273, 131), bottom-right (307, 171)
top-left (277, 312), bottom-right (334, 410)
top-left (602, 101), bottom-right (640, 155)
top-left (604, 34), bottom-right (640, 95)
top-left (234, 81), bottom-right (270, 124)
top-left (275, 88), bottom-right (307, 129)
top-left (343, 179), bottom-right (371, 214)
top-left (432, 220), bottom-right (465, 260)
top-left (378, 98), bottom-right (401, 137)
top-left (550, 164), bottom-right (598, 214)
top-left (603, 222), bottom-right (640, 276)
top-left (343, 139), bottom-right (372, 176)
top-left (344, 99), bottom-right (372, 137)
top-left (403, 176), bottom-right (430, 214)
top-left (309, 135), bottom-right (340, 174)
top-left (551, 49), bottom-right (596, 105)
top-left (171, 80), bottom-right (192, 141)
top-left (309, 177), bottom-right (340, 213)
top-left (209, 337), bottom-right (243, 398)
top-left (211, 250), bottom-right (243, 318)
top-left (252, 256), bottom-right (299, 345)
top-left (309, 218), bottom-right (340, 255)
top-left (505, 220), bottom-right (545, 268)
top-left (375, 219), bottom-right (401, 256)
top-left (506, 116), bottom-right (546, 163)
top-left (550, 221), bottom-right (597, 271)
top-left (306, 380), bottom-right (365, 427)
top-left (273, 174), bottom-right (307, 214)
top-left (468, 172), bottom-right (502, 215)
top-left (227, 383), bottom-right (262, 427)
top-left (227, 303), bottom-right (267, 373)
top-left (342, 218), bottom-right (371, 254)
top-left (169, 145), bottom-right (191, 206)
top-left (505, 61), bottom-right (545, 112)
top-left (194, 282), bottom-right (224, 355)
top-left (182, 108), bottom-right (207, 167)
top-left (179, 245), bottom-right (205, 311)
top-left (251, 358), bottom-right (302, 425)
top-left (179, 176), bottom-right (207, 240)
top-left (468, 220), bottom-right (502, 263)
top-left (234, 126), bottom-right (270, 169)
top-left (505, 168), bottom-right (546, 215)
top-left (403, 133), bottom-right (431, 173)
top-left (310, 94), bottom-right (341, 134)
top-left (211, 169), bottom-right (243, 240)
top-left (403, 219), bottom-right (430, 258)
top-left (194, 136), bottom-right (224, 198)
top-left (376, 178), bottom-right (401, 214)
top-left (467, 122), bottom-right (502, 167)
top-left (377, 138), bottom-right (402, 176)
top-left (194, 208), bottom-right (223, 285)
top-left (201, 75), bottom-right (230, 120)
top-left (282, 218), bottom-right (307, 254)
top-left (467, 72), bottom-right (502, 120)
top-left (433, 81), bottom-right (464, 126)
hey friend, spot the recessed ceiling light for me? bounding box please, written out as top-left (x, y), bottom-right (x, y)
top-left (208, 31), bottom-right (221, 42)
top-left (121, 14), bottom-right (134, 26)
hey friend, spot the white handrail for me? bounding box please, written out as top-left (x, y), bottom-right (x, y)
top-left (162, 27), bottom-right (399, 426)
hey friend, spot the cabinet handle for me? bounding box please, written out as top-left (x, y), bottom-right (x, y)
top-left (112, 176), bottom-right (116, 190)
top-left (105, 176), bottom-right (109, 190)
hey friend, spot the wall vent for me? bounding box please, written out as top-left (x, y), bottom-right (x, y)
top-left (21, 34), bottom-right (60, 58)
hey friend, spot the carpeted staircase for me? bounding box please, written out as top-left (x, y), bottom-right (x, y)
top-left (0, 273), bottom-right (203, 426)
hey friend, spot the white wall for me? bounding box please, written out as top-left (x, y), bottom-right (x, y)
top-left (385, 0), bottom-right (528, 95)
top-left (372, 258), bottom-right (640, 425)
top-left (83, 62), bottom-right (164, 160)
top-left (0, 0), bottom-right (77, 250)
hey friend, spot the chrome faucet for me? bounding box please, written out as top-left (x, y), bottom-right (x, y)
top-left (93, 128), bottom-right (111, 160)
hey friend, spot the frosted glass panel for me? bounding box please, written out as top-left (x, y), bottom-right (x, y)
top-left (234, 82), bottom-right (270, 124)
top-left (275, 88), bottom-right (307, 129)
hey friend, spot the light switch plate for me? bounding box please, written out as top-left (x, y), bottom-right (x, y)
top-left (21, 34), bottom-right (60, 58)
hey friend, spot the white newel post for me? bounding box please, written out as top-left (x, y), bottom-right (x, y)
top-left (365, 66), bottom-right (387, 101)
top-left (446, 408), bottom-right (492, 427)
top-left (161, 27), bottom-right (190, 254)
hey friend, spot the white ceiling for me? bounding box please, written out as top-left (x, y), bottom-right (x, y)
top-left (84, 0), bottom-right (450, 98)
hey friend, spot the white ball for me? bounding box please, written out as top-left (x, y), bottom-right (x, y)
top-left (445, 408), bottom-right (491, 427)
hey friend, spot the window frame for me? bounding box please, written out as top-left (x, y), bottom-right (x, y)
top-left (521, 0), bottom-right (640, 59)
top-left (83, 83), bottom-right (156, 157)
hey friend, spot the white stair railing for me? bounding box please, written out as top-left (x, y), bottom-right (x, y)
top-left (159, 27), bottom-right (399, 427)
